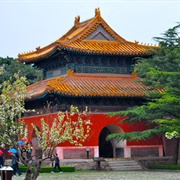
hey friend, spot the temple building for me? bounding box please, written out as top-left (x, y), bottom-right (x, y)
top-left (18, 8), bottom-right (163, 159)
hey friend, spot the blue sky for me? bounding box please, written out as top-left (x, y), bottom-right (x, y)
top-left (0, 0), bottom-right (180, 58)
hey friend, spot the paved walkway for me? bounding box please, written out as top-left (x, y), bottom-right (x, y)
top-left (12, 170), bottom-right (180, 180)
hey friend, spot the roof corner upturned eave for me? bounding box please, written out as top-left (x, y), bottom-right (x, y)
top-left (18, 42), bottom-right (62, 63)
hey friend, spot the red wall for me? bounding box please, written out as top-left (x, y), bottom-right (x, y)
top-left (21, 113), bottom-right (162, 147)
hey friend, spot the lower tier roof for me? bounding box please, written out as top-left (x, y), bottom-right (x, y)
top-left (26, 73), bottom-right (157, 100)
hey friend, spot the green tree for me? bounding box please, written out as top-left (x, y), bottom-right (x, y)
top-left (0, 71), bottom-right (91, 180)
top-left (107, 24), bottom-right (180, 165)
top-left (0, 57), bottom-right (43, 86)
top-left (0, 73), bottom-right (29, 148)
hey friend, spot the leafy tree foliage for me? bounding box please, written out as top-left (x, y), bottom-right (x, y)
top-left (0, 57), bottom-right (43, 86)
top-left (0, 73), bottom-right (29, 148)
top-left (108, 24), bottom-right (180, 164)
top-left (0, 71), bottom-right (91, 180)
top-left (23, 105), bottom-right (91, 180)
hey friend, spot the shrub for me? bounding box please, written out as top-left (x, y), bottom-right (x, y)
top-left (148, 164), bottom-right (180, 170)
top-left (19, 166), bottom-right (75, 172)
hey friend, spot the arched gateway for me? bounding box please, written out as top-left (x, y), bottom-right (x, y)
top-left (99, 125), bottom-right (126, 158)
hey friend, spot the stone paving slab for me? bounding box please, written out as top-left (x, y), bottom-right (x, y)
top-left (12, 170), bottom-right (180, 180)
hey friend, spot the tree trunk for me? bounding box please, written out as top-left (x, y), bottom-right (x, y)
top-left (24, 160), bottom-right (41, 180)
top-left (32, 160), bottom-right (41, 180)
top-left (172, 137), bottom-right (179, 165)
top-left (24, 167), bottom-right (33, 180)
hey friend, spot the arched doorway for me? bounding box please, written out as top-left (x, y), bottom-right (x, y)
top-left (99, 124), bottom-right (126, 158)
top-left (99, 127), bottom-right (113, 158)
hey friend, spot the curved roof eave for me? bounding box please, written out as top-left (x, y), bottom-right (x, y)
top-left (18, 44), bottom-right (61, 63)
top-left (25, 73), bottom-right (153, 101)
top-left (26, 92), bottom-right (48, 102)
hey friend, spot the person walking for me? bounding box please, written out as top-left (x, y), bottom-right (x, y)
top-left (51, 154), bottom-right (63, 173)
top-left (11, 153), bottom-right (22, 177)
top-left (0, 154), bottom-right (4, 167)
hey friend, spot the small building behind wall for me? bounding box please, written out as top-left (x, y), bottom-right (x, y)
top-left (18, 8), bottom-right (163, 159)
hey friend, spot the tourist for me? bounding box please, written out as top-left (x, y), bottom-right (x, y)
top-left (0, 154), bottom-right (4, 167)
top-left (21, 144), bottom-right (27, 160)
top-left (51, 154), bottom-right (63, 173)
top-left (27, 142), bottom-right (33, 159)
top-left (11, 153), bottom-right (22, 177)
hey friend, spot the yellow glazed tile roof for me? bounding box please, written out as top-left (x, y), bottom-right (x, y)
top-left (26, 73), bottom-right (152, 100)
top-left (18, 8), bottom-right (158, 62)
top-left (64, 40), bottom-right (151, 55)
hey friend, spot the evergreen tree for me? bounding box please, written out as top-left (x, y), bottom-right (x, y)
top-left (0, 57), bottom-right (43, 86)
top-left (108, 24), bottom-right (180, 164)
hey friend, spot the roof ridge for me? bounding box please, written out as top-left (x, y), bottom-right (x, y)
top-left (78, 17), bottom-right (94, 27)
top-left (64, 9), bottom-right (127, 44)
top-left (72, 73), bottom-right (137, 78)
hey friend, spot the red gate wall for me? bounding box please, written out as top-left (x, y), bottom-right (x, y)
top-left (21, 113), bottom-right (162, 147)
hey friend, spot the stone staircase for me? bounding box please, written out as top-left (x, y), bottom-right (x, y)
top-left (104, 158), bottom-right (143, 171)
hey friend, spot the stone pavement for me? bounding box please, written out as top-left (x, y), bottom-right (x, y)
top-left (12, 170), bottom-right (180, 180)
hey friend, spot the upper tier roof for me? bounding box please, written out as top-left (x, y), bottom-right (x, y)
top-left (18, 8), bottom-right (158, 62)
top-left (25, 71), bottom-right (162, 100)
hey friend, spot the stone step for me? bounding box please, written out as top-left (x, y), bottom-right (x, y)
top-left (112, 160), bottom-right (137, 162)
top-left (111, 167), bottom-right (142, 171)
top-left (108, 165), bottom-right (141, 168)
top-left (105, 160), bottom-right (142, 171)
top-left (110, 164), bottom-right (142, 168)
top-left (108, 161), bottom-right (138, 164)
top-left (108, 164), bottom-right (140, 167)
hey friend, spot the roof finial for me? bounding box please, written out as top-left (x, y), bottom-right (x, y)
top-left (67, 69), bottom-right (74, 76)
top-left (134, 40), bottom-right (139, 44)
top-left (132, 71), bottom-right (137, 78)
top-left (36, 46), bottom-right (41, 52)
top-left (74, 15), bottom-right (80, 27)
top-left (95, 7), bottom-right (100, 17)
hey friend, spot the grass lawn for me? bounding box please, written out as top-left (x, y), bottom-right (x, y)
top-left (12, 170), bottom-right (180, 180)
